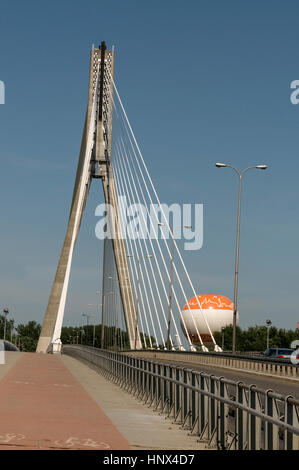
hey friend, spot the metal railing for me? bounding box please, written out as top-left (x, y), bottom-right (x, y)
top-left (2, 340), bottom-right (19, 351)
top-left (63, 345), bottom-right (299, 450)
top-left (124, 349), bottom-right (299, 379)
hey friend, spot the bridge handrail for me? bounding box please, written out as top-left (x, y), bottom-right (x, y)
top-left (1, 340), bottom-right (19, 352)
top-left (63, 345), bottom-right (299, 450)
top-left (120, 348), bottom-right (299, 366)
top-left (64, 343), bottom-right (299, 366)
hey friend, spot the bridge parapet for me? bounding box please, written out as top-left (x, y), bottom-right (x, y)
top-left (123, 349), bottom-right (299, 380)
top-left (63, 345), bottom-right (299, 450)
top-left (1, 340), bottom-right (19, 352)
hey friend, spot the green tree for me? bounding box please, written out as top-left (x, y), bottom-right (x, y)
top-left (17, 321), bottom-right (41, 352)
top-left (214, 325), bottom-right (299, 352)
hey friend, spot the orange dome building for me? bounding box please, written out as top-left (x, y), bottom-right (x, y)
top-left (181, 294), bottom-right (238, 346)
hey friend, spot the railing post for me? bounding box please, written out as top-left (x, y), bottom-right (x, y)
top-left (285, 395), bottom-right (299, 450)
top-left (208, 375), bottom-right (218, 448)
top-left (218, 377), bottom-right (228, 450)
top-left (236, 381), bottom-right (246, 450)
top-left (265, 390), bottom-right (274, 450)
top-left (285, 396), bottom-right (294, 450)
top-left (174, 367), bottom-right (180, 422)
top-left (168, 365), bottom-right (173, 417)
top-left (248, 385), bottom-right (258, 450)
top-left (198, 373), bottom-right (209, 442)
top-left (182, 369), bottom-right (188, 427)
top-left (190, 371), bottom-right (196, 433)
top-left (150, 361), bottom-right (155, 406)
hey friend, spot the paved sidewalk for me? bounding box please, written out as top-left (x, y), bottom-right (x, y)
top-left (62, 354), bottom-right (204, 450)
top-left (0, 352), bottom-right (130, 450)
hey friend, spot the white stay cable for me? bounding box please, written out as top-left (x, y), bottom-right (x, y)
top-left (110, 76), bottom-right (216, 349)
top-left (113, 115), bottom-right (194, 349)
top-left (112, 107), bottom-right (198, 349)
top-left (114, 140), bottom-right (166, 348)
top-left (112, 147), bottom-right (153, 348)
top-left (106, 160), bottom-right (137, 344)
top-left (113, 142), bottom-right (158, 347)
top-left (113, 103), bottom-right (204, 349)
top-left (115, 134), bottom-right (178, 348)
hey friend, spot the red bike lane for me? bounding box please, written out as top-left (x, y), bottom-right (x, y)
top-left (0, 353), bottom-right (130, 450)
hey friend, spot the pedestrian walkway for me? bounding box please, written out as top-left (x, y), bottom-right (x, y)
top-left (61, 354), bottom-right (203, 450)
top-left (0, 352), bottom-right (203, 450)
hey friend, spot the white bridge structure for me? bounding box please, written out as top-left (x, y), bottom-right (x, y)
top-left (36, 42), bottom-right (222, 354)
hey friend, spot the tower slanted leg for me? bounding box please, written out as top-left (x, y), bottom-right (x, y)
top-left (37, 44), bottom-right (141, 353)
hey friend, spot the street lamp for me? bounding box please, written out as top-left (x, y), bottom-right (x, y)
top-left (127, 254), bottom-right (153, 349)
top-left (95, 291), bottom-right (102, 348)
top-left (87, 304), bottom-right (96, 348)
top-left (3, 308), bottom-right (9, 341)
top-left (143, 254), bottom-right (153, 349)
top-left (82, 314), bottom-right (90, 344)
top-left (266, 319), bottom-right (272, 349)
top-left (90, 313), bottom-right (96, 348)
top-left (159, 223), bottom-right (192, 350)
top-left (216, 163), bottom-right (267, 352)
top-left (80, 328), bottom-right (85, 343)
top-left (221, 327), bottom-right (225, 351)
top-left (158, 222), bottom-right (174, 350)
top-left (105, 276), bottom-right (114, 349)
top-left (127, 254), bottom-right (141, 350)
top-left (101, 290), bottom-right (113, 349)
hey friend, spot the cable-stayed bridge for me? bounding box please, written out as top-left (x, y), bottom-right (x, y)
top-left (1, 43), bottom-right (298, 451)
top-left (36, 42), bottom-right (221, 355)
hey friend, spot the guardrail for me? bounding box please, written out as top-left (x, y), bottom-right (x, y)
top-left (1, 340), bottom-right (19, 352)
top-left (122, 349), bottom-right (299, 379)
top-left (63, 345), bottom-right (299, 450)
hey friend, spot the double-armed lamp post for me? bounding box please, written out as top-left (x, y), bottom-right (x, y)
top-left (215, 163), bottom-right (267, 352)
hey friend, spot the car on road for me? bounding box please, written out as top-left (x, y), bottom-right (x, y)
top-left (263, 347), bottom-right (298, 359)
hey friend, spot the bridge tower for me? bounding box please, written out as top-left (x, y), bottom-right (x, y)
top-left (36, 43), bottom-right (142, 353)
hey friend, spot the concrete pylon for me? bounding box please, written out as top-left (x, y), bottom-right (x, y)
top-left (36, 44), bottom-right (141, 353)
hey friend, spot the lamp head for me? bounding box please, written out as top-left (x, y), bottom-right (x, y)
top-left (215, 163), bottom-right (227, 168)
top-left (256, 165), bottom-right (267, 170)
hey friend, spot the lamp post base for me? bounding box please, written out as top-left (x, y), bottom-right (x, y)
top-left (52, 339), bottom-right (62, 354)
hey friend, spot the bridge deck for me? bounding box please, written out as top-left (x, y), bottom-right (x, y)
top-left (0, 352), bottom-right (129, 450)
top-left (0, 352), bottom-right (202, 450)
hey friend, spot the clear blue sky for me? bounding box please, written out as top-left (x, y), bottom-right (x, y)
top-left (0, 0), bottom-right (298, 330)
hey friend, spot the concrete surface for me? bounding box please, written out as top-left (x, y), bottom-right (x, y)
top-left (0, 351), bottom-right (23, 381)
top-left (62, 355), bottom-right (206, 450)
